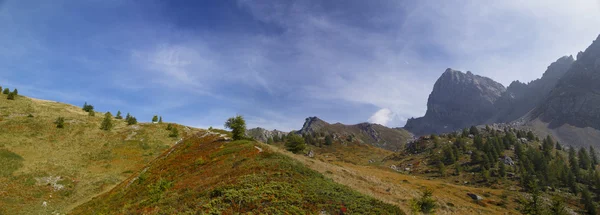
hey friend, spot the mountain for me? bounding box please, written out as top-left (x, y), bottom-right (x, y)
top-left (492, 56), bottom-right (574, 122)
top-left (404, 69), bottom-right (506, 136)
top-left (245, 127), bottom-right (288, 142)
top-left (528, 34), bottom-right (600, 147)
top-left (296, 117), bottom-right (413, 151)
top-left (0, 93), bottom-right (194, 214)
top-left (71, 131), bottom-right (403, 214)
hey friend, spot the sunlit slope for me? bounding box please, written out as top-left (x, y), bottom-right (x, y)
top-left (72, 132), bottom-right (404, 214)
top-left (0, 94), bottom-right (195, 214)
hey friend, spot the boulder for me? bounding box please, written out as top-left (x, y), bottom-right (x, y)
top-left (467, 193), bottom-right (484, 201)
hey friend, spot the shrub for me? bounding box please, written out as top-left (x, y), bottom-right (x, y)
top-left (285, 133), bottom-right (306, 154)
top-left (55, 117), bottom-right (65, 128)
top-left (325, 135), bottom-right (333, 145)
top-left (169, 127), bottom-right (179, 138)
top-left (224, 115), bottom-right (246, 140)
top-left (127, 116), bottom-right (137, 125)
top-left (152, 115), bottom-right (158, 123)
top-left (88, 111), bottom-right (95, 116)
top-left (166, 123), bottom-right (173, 130)
top-left (410, 188), bottom-right (436, 214)
top-left (2, 88), bottom-right (9, 94)
top-left (6, 92), bottom-right (15, 100)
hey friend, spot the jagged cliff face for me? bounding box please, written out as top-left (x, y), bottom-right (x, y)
top-left (246, 127), bottom-right (288, 142)
top-left (492, 56), bottom-right (575, 122)
top-left (534, 35), bottom-right (600, 130)
top-left (404, 69), bottom-right (506, 136)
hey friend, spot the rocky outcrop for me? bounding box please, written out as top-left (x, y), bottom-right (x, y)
top-left (534, 34), bottom-right (600, 130)
top-left (295, 117), bottom-right (413, 151)
top-left (246, 127), bottom-right (287, 143)
top-left (405, 69), bottom-right (506, 136)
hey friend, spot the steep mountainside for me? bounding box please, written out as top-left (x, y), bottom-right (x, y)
top-left (72, 132), bottom-right (403, 214)
top-left (492, 56), bottom-right (574, 122)
top-left (528, 34), bottom-right (600, 147)
top-left (295, 117), bottom-right (413, 151)
top-left (0, 93), bottom-right (194, 214)
top-left (405, 69), bottom-right (506, 136)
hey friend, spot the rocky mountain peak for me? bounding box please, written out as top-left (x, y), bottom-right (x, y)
top-left (299, 116), bottom-right (329, 135)
top-left (404, 69), bottom-right (505, 136)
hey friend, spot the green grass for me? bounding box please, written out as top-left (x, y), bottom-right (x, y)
top-left (72, 136), bottom-right (404, 214)
top-left (0, 95), bottom-right (199, 214)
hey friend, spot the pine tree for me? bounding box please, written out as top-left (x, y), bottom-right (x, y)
top-left (521, 179), bottom-right (545, 215)
top-left (82, 102), bottom-right (94, 112)
top-left (469, 126), bottom-right (479, 135)
top-left (115, 111), bottom-right (122, 119)
top-left (152, 115), bottom-right (158, 123)
top-left (590, 146), bottom-right (598, 167)
top-left (0, 86), bottom-right (2, 93)
top-left (55, 117), bottom-right (65, 128)
top-left (12, 88), bottom-right (18, 96)
top-left (569, 147), bottom-right (580, 180)
top-left (224, 115), bottom-right (246, 141)
top-left (285, 133), bottom-right (306, 154)
top-left (527, 131), bottom-right (535, 141)
top-left (579, 147), bottom-right (592, 170)
top-left (272, 134), bottom-right (279, 143)
top-left (158, 116), bottom-right (163, 123)
top-left (100, 112), bottom-right (113, 131)
top-left (324, 135), bottom-right (333, 146)
top-left (581, 188), bottom-right (597, 215)
top-left (2, 88), bottom-right (9, 94)
top-left (438, 162), bottom-right (446, 177)
top-left (169, 127), bottom-right (179, 138)
top-left (499, 161), bottom-right (507, 178)
top-left (267, 137), bottom-right (273, 144)
top-left (125, 113), bottom-right (131, 121)
top-left (549, 196), bottom-right (568, 215)
top-left (555, 142), bottom-right (563, 150)
top-left (6, 92), bottom-right (15, 100)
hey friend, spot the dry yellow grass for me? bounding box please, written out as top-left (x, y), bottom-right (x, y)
top-left (0, 94), bottom-right (199, 214)
top-left (266, 143), bottom-right (522, 214)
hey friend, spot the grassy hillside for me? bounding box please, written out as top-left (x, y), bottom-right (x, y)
top-left (0, 94), bottom-right (196, 214)
top-left (72, 132), bottom-right (403, 214)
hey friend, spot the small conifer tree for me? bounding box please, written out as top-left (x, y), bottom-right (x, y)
top-left (2, 88), bottom-right (9, 94)
top-left (6, 92), bottom-right (15, 100)
top-left (55, 117), bottom-right (65, 128)
top-left (12, 88), bottom-right (17, 96)
top-left (100, 112), bottom-right (113, 131)
top-left (82, 102), bottom-right (94, 112)
top-left (115, 111), bottom-right (122, 119)
top-left (267, 137), bottom-right (273, 144)
top-left (125, 113), bottom-right (131, 121)
top-left (152, 115), bottom-right (158, 123)
top-left (158, 116), bottom-right (163, 123)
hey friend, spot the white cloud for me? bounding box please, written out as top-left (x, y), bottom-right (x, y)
top-left (368, 108), bottom-right (394, 126)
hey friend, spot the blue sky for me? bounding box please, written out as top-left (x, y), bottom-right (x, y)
top-left (1, 0), bottom-right (599, 131)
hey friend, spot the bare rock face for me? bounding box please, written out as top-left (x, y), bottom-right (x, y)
top-left (246, 127), bottom-right (287, 143)
top-left (534, 34), bottom-right (600, 130)
top-left (298, 116), bottom-right (330, 135)
top-left (405, 69), bottom-right (506, 136)
top-left (493, 56), bottom-right (574, 122)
